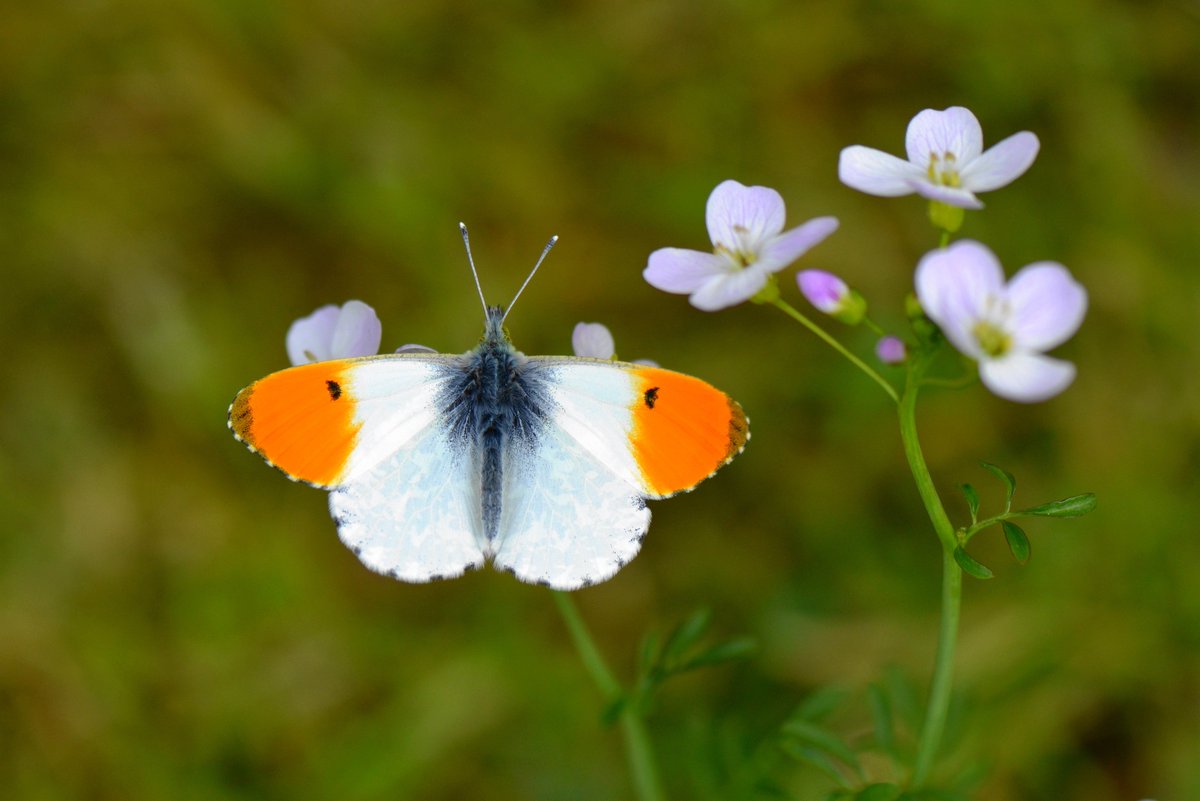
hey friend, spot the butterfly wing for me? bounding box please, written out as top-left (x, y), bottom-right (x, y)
top-left (493, 358), bottom-right (748, 589)
top-left (228, 354), bottom-right (487, 580)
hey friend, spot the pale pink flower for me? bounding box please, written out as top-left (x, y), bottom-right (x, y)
top-left (915, 241), bottom-right (1086, 402)
top-left (839, 107), bottom-right (1039, 209)
top-left (645, 180), bottom-right (838, 311)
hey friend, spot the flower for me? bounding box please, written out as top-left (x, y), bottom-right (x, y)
top-left (644, 179), bottom-right (838, 311)
top-left (797, 269), bottom-right (866, 324)
top-left (915, 240), bottom-right (1087, 402)
top-left (571, 322), bottom-right (658, 367)
top-left (286, 300), bottom-right (382, 365)
top-left (572, 322), bottom-right (615, 360)
top-left (839, 107), bottom-right (1039, 210)
top-left (875, 336), bottom-right (907, 365)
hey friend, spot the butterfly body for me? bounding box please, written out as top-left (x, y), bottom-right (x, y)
top-left (230, 306), bottom-right (747, 589)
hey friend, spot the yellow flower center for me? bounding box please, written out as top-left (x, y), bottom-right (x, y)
top-left (715, 224), bottom-right (756, 269)
top-left (927, 151), bottom-right (962, 188)
top-left (973, 320), bottom-right (1012, 357)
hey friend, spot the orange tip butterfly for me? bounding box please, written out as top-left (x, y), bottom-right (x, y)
top-left (228, 226), bottom-right (749, 590)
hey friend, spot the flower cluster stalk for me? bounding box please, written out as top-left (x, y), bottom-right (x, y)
top-left (781, 308), bottom-right (965, 787)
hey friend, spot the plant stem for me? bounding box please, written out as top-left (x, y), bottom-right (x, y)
top-left (551, 591), bottom-right (667, 801)
top-left (771, 298), bottom-right (899, 403)
top-left (897, 362), bottom-right (964, 787)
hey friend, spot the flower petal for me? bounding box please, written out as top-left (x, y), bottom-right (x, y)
top-left (572, 322), bottom-right (616, 359)
top-left (396, 344), bottom-right (437, 354)
top-left (644, 248), bottom-right (727, 293)
top-left (960, 131), bottom-right (1040, 193)
top-left (286, 304), bottom-right (340, 365)
top-left (907, 179), bottom-right (985, 210)
top-left (689, 268), bottom-right (768, 311)
top-left (1005, 262), bottom-right (1088, 352)
top-left (979, 351), bottom-right (1076, 402)
top-left (705, 179), bottom-right (786, 250)
top-left (915, 240), bottom-right (1006, 359)
top-left (330, 300), bottom-right (382, 359)
top-left (758, 216), bottom-right (839, 272)
top-left (838, 146), bottom-right (924, 196)
top-left (906, 107), bottom-right (983, 164)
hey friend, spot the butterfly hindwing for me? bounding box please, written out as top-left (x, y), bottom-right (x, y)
top-left (493, 422), bottom-right (651, 589)
top-left (330, 424), bottom-right (485, 582)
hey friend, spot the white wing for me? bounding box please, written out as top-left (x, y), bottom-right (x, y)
top-left (331, 424), bottom-right (486, 582)
top-left (328, 355), bottom-right (487, 581)
top-left (491, 357), bottom-right (747, 589)
top-left (493, 422), bottom-right (650, 590)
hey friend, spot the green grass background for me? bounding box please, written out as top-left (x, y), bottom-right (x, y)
top-left (2, 1), bottom-right (1197, 799)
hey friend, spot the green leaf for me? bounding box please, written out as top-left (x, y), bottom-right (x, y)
top-left (600, 695), bottom-right (627, 726)
top-left (884, 665), bottom-right (920, 735)
top-left (1019, 493), bottom-right (1097, 518)
top-left (661, 608), bottom-right (712, 666)
top-left (855, 784), bottom-right (901, 801)
top-left (953, 546), bottom-right (994, 580)
top-left (957, 483), bottom-right (979, 523)
top-left (867, 684), bottom-right (896, 756)
top-left (1002, 521), bottom-right (1031, 564)
top-left (780, 720), bottom-right (862, 777)
top-left (979, 461), bottom-right (1016, 509)
top-left (637, 630), bottom-right (661, 676)
top-left (779, 741), bottom-right (852, 788)
top-left (792, 685), bottom-right (851, 723)
top-left (679, 637), bottom-right (757, 671)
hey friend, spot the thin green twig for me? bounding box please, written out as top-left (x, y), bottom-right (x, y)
top-left (771, 298), bottom-right (899, 404)
top-left (551, 591), bottom-right (667, 801)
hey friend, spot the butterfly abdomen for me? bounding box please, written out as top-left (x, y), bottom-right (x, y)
top-left (443, 336), bottom-right (552, 544)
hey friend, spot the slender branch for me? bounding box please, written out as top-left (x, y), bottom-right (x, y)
top-left (771, 298), bottom-right (899, 404)
top-left (551, 591), bottom-right (667, 801)
top-left (897, 362), bottom-right (965, 787)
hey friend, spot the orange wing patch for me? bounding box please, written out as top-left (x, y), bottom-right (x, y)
top-left (628, 367), bottom-right (748, 497)
top-left (228, 360), bottom-right (361, 488)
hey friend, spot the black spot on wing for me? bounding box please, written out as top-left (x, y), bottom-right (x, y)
top-left (326, 379), bottom-right (342, 400)
top-left (644, 386), bottom-right (659, 408)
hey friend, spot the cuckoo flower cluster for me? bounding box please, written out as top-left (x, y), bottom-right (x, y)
top-left (642, 107), bottom-right (1085, 402)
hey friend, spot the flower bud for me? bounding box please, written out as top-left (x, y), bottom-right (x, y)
top-left (875, 336), bottom-right (907, 364)
top-left (797, 270), bottom-right (866, 324)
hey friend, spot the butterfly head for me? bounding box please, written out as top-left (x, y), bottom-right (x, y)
top-left (483, 304), bottom-right (511, 345)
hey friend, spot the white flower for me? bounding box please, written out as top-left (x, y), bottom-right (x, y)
top-left (571, 322), bottom-right (658, 366)
top-left (839, 107), bottom-right (1040, 209)
top-left (915, 241), bottom-right (1087, 402)
top-left (285, 300), bottom-right (382, 365)
top-left (644, 179), bottom-right (838, 311)
top-left (571, 322), bottom-right (616, 359)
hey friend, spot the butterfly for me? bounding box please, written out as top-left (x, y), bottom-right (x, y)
top-left (228, 227), bottom-right (749, 590)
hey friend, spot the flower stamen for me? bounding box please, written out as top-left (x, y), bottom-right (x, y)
top-left (972, 320), bottom-right (1012, 357)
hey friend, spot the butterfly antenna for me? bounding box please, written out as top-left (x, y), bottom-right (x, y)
top-left (459, 222), bottom-right (488, 319)
top-left (503, 234), bottom-right (558, 323)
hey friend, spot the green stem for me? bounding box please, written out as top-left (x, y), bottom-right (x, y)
top-left (771, 298), bottom-right (899, 404)
top-left (551, 591), bottom-right (667, 801)
top-left (897, 362), bottom-right (964, 787)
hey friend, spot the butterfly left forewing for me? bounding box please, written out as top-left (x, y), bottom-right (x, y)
top-left (230, 354), bottom-right (488, 581)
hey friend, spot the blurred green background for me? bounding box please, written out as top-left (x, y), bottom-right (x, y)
top-left (2, 0), bottom-right (1197, 799)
